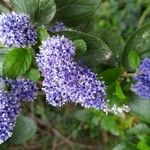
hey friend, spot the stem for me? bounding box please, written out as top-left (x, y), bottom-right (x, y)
top-left (138, 7), bottom-right (150, 27)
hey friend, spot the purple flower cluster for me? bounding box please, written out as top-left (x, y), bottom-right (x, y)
top-left (0, 77), bottom-right (37, 144)
top-left (11, 79), bottom-right (38, 102)
top-left (36, 35), bottom-right (107, 109)
top-left (50, 22), bottom-right (67, 32)
top-left (0, 91), bottom-right (20, 144)
top-left (0, 12), bottom-right (37, 47)
top-left (132, 58), bottom-right (150, 99)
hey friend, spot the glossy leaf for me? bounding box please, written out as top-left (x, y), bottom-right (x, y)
top-left (54, 0), bottom-right (100, 26)
top-left (37, 26), bottom-right (50, 42)
top-left (11, 0), bottom-right (56, 25)
top-left (128, 50), bottom-right (140, 70)
top-left (24, 68), bottom-right (40, 81)
top-left (91, 30), bottom-right (125, 66)
top-left (123, 23), bottom-right (150, 71)
top-left (3, 48), bottom-right (32, 78)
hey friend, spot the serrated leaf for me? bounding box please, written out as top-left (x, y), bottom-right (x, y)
top-left (3, 48), bottom-right (32, 78)
top-left (123, 23), bottom-right (150, 71)
top-left (54, 30), bottom-right (112, 67)
top-left (130, 95), bottom-right (150, 123)
top-left (11, 0), bottom-right (56, 25)
top-left (0, 47), bottom-right (11, 75)
top-left (54, 0), bottom-right (100, 27)
top-left (24, 68), bottom-right (40, 81)
top-left (128, 50), bottom-right (140, 70)
top-left (8, 115), bottom-right (37, 144)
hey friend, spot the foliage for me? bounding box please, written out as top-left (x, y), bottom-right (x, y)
top-left (0, 0), bottom-right (150, 149)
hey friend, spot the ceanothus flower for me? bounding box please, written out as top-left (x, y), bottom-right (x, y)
top-left (0, 12), bottom-right (37, 47)
top-left (132, 58), bottom-right (150, 99)
top-left (0, 77), bottom-right (37, 144)
top-left (0, 91), bottom-right (20, 144)
top-left (50, 22), bottom-right (67, 32)
top-left (11, 79), bottom-right (38, 102)
top-left (36, 35), bottom-right (107, 109)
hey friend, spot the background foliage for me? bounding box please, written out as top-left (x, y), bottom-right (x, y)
top-left (0, 0), bottom-right (150, 149)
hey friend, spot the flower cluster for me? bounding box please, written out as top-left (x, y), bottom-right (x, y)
top-left (132, 58), bottom-right (150, 99)
top-left (11, 79), bottom-right (38, 102)
top-left (0, 77), bottom-right (37, 144)
top-left (0, 91), bottom-right (20, 144)
top-left (49, 22), bottom-right (67, 32)
top-left (36, 35), bottom-right (107, 109)
top-left (0, 12), bottom-right (37, 47)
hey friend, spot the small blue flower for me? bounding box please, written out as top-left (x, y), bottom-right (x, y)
top-left (36, 35), bottom-right (107, 109)
top-left (132, 58), bottom-right (150, 99)
top-left (11, 78), bottom-right (38, 102)
top-left (50, 22), bottom-right (67, 32)
top-left (0, 77), bottom-right (37, 144)
top-left (0, 12), bottom-right (37, 47)
top-left (0, 91), bottom-right (20, 144)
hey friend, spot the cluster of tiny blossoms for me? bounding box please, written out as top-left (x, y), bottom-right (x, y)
top-left (132, 58), bottom-right (150, 99)
top-left (36, 35), bottom-right (107, 110)
top-left (0, 77), bottom-right (37, 144)
top-left (0, 12), bottom-right (37, 47)
top-left (49, 22), bottom-right (67, 32)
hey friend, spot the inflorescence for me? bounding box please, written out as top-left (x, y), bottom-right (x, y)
top-left (36, 35), bottom-right (107, 109)
top-left (0, 12), bottom-right (37, 47)
top-left (49, 22), bottom-right (67, 32)
top-left (132, 57), bottom-right (150, 99)
top-left (0, 77), bottom-right (37, 144)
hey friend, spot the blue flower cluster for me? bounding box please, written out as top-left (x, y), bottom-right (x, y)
top-left (0, 91), bottom-right (20, 144)
top-left (36, 35), bottom-right (107, 109)
top-left (132, 58), bottom-right (150, 99)
top-left (50, 22), bottom-right (66, 32)
top-left (0, 77), bottom-right (37, 144)
top-left (0, 12), bottom-right (37, 47)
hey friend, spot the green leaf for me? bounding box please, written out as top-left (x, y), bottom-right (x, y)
top-left (130, 95), bottom-right (150, 123)
top-left (101, 116), bottom-right (120, 136)
top-left (113, 143), bottom-right (137, 150)
top-left (0, 47), bottom-right (11, 75)
top-left (3, 48), bottom-right (32, 78)
top-left (0, 4), bottom-right (9, 13)
top-left (101, 67), bottom-right (123, 86)
top-left (8, 115), bottom-right (37, 144)
top-left (54, 0), bottom-right (100, 27)
top-left (127, 123), bottom-right (150, 135)
top-left (74, 109), bottom-right (102, 125)
top-left (74, 39), bottom-right (87, 57)
top-left (123, 23), bottom-right (150, 71)
top-left (24, 68), bottom-right (40, 81)
top-left (11, 0), bottom-right (56, 25)
top-left (137, 136), bottom-right (150, 150)
top-left (54, 30), bottom-right (112, 67)
top-left (91, 30), bottom-right (125, 66)
top-left (115, 82), bottom-right (126, 100)
top-left (128, 50), bottom-right (140, 70)
top-left (37, 26), bottom-right (50, 42)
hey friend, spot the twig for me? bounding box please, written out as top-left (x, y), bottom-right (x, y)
top-left (35, 117), bottom-right (103, 149)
